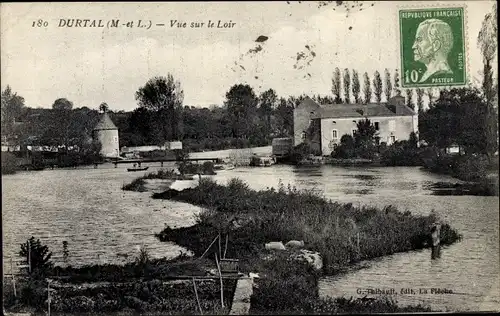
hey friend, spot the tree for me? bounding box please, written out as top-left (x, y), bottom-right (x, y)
top-left (275, 97), bottom-right (294, 136)
top-left (354, 118), bottom-right (377, 159)
top-left (419, 88), bottom-right (488, 154)
top-left (332, 134), bottom-right (356, 158)
top-left (258, 89), bottom-right (278, 137)
top-left (363, 72), bottom-right (372, 104)
top-left (384, 69), bottom-right (392, 101)
top-left (52, 98), bottom-right (73, 111)
top-left (393, 69), bottom-right (401, 96)
top-left (135, 74), bottom-right (184, 143)
top-left (426, 89), bottom-right (434, 107)
top-left (343, 68), bottom-right (351, 104)
top-left (224, 84), bottom-right (258, 138)
top-left (477, 2), bottom-right (498, 156)
top-left (19, 236), bottom-right (53, 277)
top-left (416, 88), bottom-right (425, 111)
top-left (373, 71), bottom-right (383, 103)
top-left (1, 86), bottom-right (25, 142)
top-left (49, 98), bottom-right (78, 150)
top-left (405, 89), bottom-right (414, 109)
top-left (99, 102), bottom-right (109, 113)
top-left (352, 70), bottom-right (361, 104)
top-left (332, 67), bottom-right (342, 103)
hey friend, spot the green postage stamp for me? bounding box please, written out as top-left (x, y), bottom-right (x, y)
top-left (399, 7), bottom-right (466, 88)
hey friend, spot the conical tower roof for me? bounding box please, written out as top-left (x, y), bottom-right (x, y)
top-left (94, 112), bottom-right (117, 130)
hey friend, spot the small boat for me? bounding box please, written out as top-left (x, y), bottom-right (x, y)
top-left (127, 167), bottom-right (149, 172)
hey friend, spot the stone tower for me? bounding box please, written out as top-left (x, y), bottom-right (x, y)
top-left (93, 111), bottom-right (119, 158)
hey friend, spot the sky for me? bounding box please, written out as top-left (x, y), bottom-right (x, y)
top-left (1, 1), bottom-right (497, 111)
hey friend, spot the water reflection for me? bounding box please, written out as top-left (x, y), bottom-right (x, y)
top-left (2, 163), bottom-right (499, 311)
top-left (210, 165), bottom-right (499, 312)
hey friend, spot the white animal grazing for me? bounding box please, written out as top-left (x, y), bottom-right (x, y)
top-left (285, 240), bottom-right (305, 249)
top-left (265, 241), bottom-right (286, 251)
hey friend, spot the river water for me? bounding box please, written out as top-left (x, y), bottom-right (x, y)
top-left (2, 154), bottom-right (499, 312)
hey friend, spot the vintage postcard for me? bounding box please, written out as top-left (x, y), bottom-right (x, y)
top-left (1, 1), bottom-right (498, 315)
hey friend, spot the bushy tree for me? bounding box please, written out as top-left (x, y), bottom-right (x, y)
top-left (405, 89), bottom-right (414, 109)
top-left (224, 84), bottom-right (258, 138)
top-left (52, 98), bottom-right (73, 111)
top-left (343, 68), bottom-right (351, 103)
top-left (477, 2), bottom-right (498, 157)
top-left (363, 72), bottom-right (372, 104)
top-left (354, 119), bottom-right (377, 159)
top-left (373, 71), bottom-right (383, 103)
top-left (384, 69), bottom-right (392, 101)
top-left (258, 89), bottom-right (278, 137)
top-left (135, 74), bottom-right (184, 143)
top-left (416, 89), bottom-right (424, 111)
top-left (332, 134), bottom-right (356, 158)
top-left (332, 68), bottom-right (342, 104)
top-left (19, 236), bottom-right (53, 277)
top-left (352, 70), bottom-right (361, 104)
top-left (419, 87), bottom-right (488, 154)
top-left (1, 86), bottom-right (25, 143)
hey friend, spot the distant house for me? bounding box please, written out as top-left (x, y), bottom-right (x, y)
top-left (294, 95), bottom-right (419, 156)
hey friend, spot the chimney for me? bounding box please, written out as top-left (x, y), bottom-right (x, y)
top-left (387, 95), bottom-right (406, 115)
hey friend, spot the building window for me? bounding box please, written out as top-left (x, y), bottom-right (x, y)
top-left (374, 122), bottom-right (380, 131)
top-left (352, 129), bottom-right (357, 136)
top-left (389, 120), bottom-right (396, 132)
top-left (390, 136), bottom-right (396, 143)
top-left (375, 136), bottom-right (380, 145)
top-left (332, 129), bottom-right (338, 139)
top-left (301, 131), bottom-right (307, 140)
top-left (114, 136), bottom-right (118, 143)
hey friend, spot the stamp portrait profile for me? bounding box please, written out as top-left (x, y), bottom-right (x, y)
top-left (399, 7), bottom-right (466, 87)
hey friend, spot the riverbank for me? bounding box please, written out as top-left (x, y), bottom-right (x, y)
top-left (153, 178), bottom-right (461, 313)
top-left (3, 253), bottom-right (236, 315)
top-left (122, 166), bottom-right (215, 192)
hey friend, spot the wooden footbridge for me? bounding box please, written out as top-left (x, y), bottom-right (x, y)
top-left (99, 157), bottom-right (222, 168)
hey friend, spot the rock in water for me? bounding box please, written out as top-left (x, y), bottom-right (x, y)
top-left (265, 241), bottom-right (286, 251)
top-left (285, 240), bottom-right (305, 249)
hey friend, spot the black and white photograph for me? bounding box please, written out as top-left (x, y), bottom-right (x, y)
top-left (1, 1), bottom-right (498, 315)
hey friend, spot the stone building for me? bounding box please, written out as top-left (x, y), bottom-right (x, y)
top-left (294, 95), bottom-right (418, 156)
top-left (93, 112), bottom-right (119, 158)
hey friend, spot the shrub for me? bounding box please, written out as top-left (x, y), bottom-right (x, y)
top-left (122, 178), bottom-right (147, 192)
top-left (1, 151), bottom-right (18, 174)
top-left (19, 237), bottom-right (53, 278)
top-left (155, 178), bottom-right (462, 273)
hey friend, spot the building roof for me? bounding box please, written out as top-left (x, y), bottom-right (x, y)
top-left (298, 96), bottom-right (321, 110)
top-left (94, 112), bottom-right (117, 130)
top-left (308, 96), bottom-right (416, 119)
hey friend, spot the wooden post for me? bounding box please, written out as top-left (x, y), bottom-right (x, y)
top-left (356, 232), bottom-right (360, 256)
top-left (200, 235), bottom-right (219, 259)
top-left (192, 278), bottom-right (203, 315)
top-left (224, 234), bottom-right (228, 259)
top-left (28, 239), bottom-right (31, 273)
top-left (10, 257), bottom-right (16, 298)
top-left (215, 254), bottom-right (225, 308)
top-left (161, 161), bottom-right (164, 167)
top-left (47, 279), bottom-right (51, 316)
top-left (218, 232), bottom-right (222, 259)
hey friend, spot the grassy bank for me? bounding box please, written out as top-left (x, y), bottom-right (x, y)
top-left (122, 169), bottom-right (195, 192)
top-left (153, 178), bottom-right (461, 313)
top-left (3, 250), bottom-right (236, 315)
